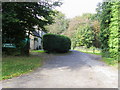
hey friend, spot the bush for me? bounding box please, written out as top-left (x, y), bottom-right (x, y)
top-left (42, 33), bottom-right (71, 53)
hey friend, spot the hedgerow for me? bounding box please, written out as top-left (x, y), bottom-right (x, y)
top-left (42, 33), bottom-right (71, 53)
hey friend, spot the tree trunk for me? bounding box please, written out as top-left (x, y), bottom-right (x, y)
top-left (20, 30), bottom-right (30, 56)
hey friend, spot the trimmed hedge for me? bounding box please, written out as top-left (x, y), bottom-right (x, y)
top-left (42, 33), bottom-right (71, 53)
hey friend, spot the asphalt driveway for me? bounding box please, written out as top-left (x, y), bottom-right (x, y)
top-left (1, 50), bottom-right (118, 88)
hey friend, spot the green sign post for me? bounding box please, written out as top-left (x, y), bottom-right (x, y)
top-left (2, 43), bottom-right (16, 48)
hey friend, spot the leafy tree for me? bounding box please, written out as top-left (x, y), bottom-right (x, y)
top-left (91, 20), bottom-right (100, 48)
top-left (63, 15), bottom-right (90, 38)
top-left (2, 1), bottom-right (61, 55)
top-left (108, 1), bottom-right (119, 60)
top-left (45, 11), bottom-right (69, 34)
top-left (97, 1), bottom-right (112, 57)
top-left (63, 13), bottom-right (100, 49)
top-left (72, 24), bottom-right (94, 48)
top-left (96, 0), bottom-right (119, 60)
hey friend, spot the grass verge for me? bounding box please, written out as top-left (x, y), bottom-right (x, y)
top-left (75, 48), bottom-right (118, 67)
top-left (78, 50), bottom-right (101, 55)
top-left (74, 49), bottom-right (101, 55)
top-left (102, 57), bottom-right (118, 68)
top-left (30, 50), bottom-right (45, 53)
top-left (2, 55), bottom-right (42, 80)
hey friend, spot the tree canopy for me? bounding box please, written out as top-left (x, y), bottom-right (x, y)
top-left (96, 1), bottom-right (119, 60)
top-left (2, 1), bottom-right (61, 55)
top-left (63, 13), bottom-right (100, 49)
top-left (45, 11), bottom-right (69, 34)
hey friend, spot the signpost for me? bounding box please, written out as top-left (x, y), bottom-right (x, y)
top-left (2, 43), bottom-right (16, 48)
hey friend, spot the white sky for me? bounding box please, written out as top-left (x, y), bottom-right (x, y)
top-left (56, 0), bottom-right (103, 18)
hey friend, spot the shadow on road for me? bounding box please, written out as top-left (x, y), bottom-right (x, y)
top-left (33, 50), bottom-right (103, 71)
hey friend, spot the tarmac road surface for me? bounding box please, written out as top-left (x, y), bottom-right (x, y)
top-left (1, 50), bottom-right (118, 88)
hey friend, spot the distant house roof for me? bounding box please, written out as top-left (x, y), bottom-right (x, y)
top-left (32, 31), bottom-right (40, 37)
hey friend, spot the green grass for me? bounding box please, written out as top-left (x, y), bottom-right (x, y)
top-left (78, 50), bottom-right (101, 55)
top-left (2, 55), bottom-right (42, 80)
top-left (74, 48), bottom-right (101, 55)
top-left (102, 57), bottom-right (118, 68)
top-left (75, 48), bottom-right (118, 67)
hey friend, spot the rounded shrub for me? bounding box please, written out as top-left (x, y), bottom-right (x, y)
top-left (42, 33), bottom-right (71, 53)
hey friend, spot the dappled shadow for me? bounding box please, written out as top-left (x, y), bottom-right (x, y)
top-left (35, 50), bottom-right (104, 71)
top-left (2, 50), bottom-right (118, 88)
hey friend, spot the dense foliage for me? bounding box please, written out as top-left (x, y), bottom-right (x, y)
top-left (45, 11), bottom-right (69, 34)
top-left (97, 1), bottom-right (119, 60)
top-left (2, 0), bottom-right (119, 61)
top-left (108, 1), bottom-right (119, 60)
top-left (63, 13), bottom-right (100, 49)
top-left (97, 2), bottom-right (112, 57)
top-left (72, 24), bottom-right (94, 48)
top-left (2, 1), bottom-right (61, 55)
top-left (42, 33), bottom-right (71, 53)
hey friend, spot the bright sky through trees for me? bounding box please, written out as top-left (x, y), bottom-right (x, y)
top-left (56, 0), bottom-right (103, 18)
